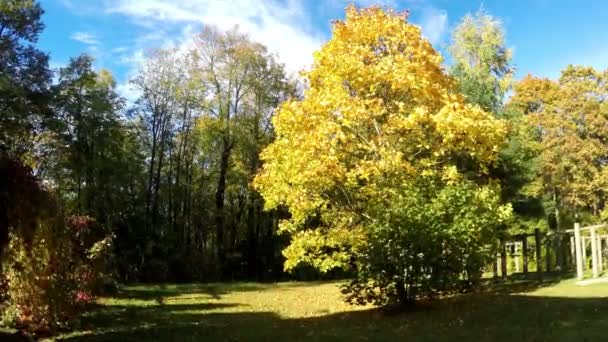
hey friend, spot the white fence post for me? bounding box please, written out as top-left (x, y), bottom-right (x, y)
top-left (570, 236), bottom-right (575, 266)
top-left (514, 242), bottom-right (520, 273)
top-left (597, 235), bottom-right (603, 273)
top-left (591, 227), bottom-right (599, 278)
top-left (574, 222), bottom-right (584, 281)
top-left (582, 236), bottom-right (587, 269)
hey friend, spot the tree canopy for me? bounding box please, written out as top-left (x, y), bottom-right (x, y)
top-left (0, 0), bottom-right (50, 159)
top-left (511, 67), bottom-right (608, 219)
top-left (449, 10), bottom-right (513, 113)
top-left (255, 6), bottom-right (510, 305)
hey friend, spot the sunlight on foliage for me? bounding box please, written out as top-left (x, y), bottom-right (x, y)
top-left (255, 5), bottom-right (510, 305)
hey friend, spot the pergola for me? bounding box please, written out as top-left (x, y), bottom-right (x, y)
top-left (570, 223), bottom-right (608, 284)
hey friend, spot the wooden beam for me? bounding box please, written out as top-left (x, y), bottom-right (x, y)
top-left (564, 223), bottom-right (608, 233)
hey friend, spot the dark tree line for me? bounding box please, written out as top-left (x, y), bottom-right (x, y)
top-left (1, 1), bottom-right (298, 283)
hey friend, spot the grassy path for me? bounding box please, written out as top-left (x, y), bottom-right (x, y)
top-left (53, 277), bottom-right (608, 341)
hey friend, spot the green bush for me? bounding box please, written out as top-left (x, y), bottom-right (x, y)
top-left (67, 216), bottom-right (115, 296)
top-left (342, 181), bottom-right (511, 306)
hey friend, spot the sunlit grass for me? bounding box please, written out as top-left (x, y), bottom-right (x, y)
top-left (52, 276), bottom-right (608, 341)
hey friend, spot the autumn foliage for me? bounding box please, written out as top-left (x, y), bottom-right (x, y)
top-left (508, 67), bottom-right (608, 237)
top-left (255, 6), bottom-right (510, 305)
top-left (0, 158), bottom-right (114, 334)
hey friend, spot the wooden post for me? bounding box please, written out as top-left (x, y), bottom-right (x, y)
top-left (522, 236), bottom-right (529, 274)
top-left (582, 236), bottom-right (587, 269)
top-left (591, 227), bottom-right (598, 278)
top-left (509, 241), bottom-right (519, 273)
top-left (545, 233), bottom-right (552, 273)
top-left (570, 236), bottom-right (575, 266)
top-left (492, 252), bottom-right (498, 279)
top-left (500, 239), bottom-right (507, 278)
top-left (597, 235), bottom-right (603, 273)
top-left (497, 255), bottom-right (501, 278)
top-left (604, 236), bottom-right (608, 269)
top-left (574, 222), bottom-right (583, 281)
top-left (556, 234), bottom-right (564, 272)
top-left (535, 228), bottom-right (542, 281)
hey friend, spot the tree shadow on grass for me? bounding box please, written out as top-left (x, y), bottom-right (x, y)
top-left (61, 290), bottom-right (608, 342)
top-left (113, 283), bottom-right (262, 302)
top-left (80, 302), bottom-right (242, 328)
top-left (114, 281), bottom-right (330, 302)
top-left (477, 273), bottom-right (564, 295)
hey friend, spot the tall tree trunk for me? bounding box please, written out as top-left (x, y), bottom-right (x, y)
top-left (215, 136), bottom-right (231, 276)
top-left (395, 278), bottom-right (415, 308)
top-left (76, 172), bottom-right (82, 215)
top-left (173, 104), bottom-right (189, 234)
top-left (246, 199), bottom-right (262, 278)
top-left (183, 153), bottom-right (195, 247)
top-left (554, 189), bottom-right (563, 271)
top-left (146, 127), bottom-right (158, 220)
top-left (168, 142), bottom-right (173, 234)
top-left (152, 118), bottom-right (168, 232)
top-left (85, 141), bottom-right (94, 215)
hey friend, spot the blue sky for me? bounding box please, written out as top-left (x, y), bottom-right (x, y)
top-left (38, 0), bottom-right (608, 100)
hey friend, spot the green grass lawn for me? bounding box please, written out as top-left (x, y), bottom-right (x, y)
top-left (52, 276), bottom-right (608, 342)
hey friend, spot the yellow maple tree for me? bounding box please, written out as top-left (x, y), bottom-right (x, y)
top-left (255, 6), bottom-right (509, 304)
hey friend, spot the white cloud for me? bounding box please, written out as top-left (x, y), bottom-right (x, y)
top-left (118, 49), bottom-right (145, 67)
top-left (104, 0), bottom-right (324, 75)
top-left (67, 0), bottom-right (449, 101)
top-left (327, 1), bottom-right (448, 47)
top-left (114, 49), bottom-right (146, 105)
top-left (60, 0), bottom-right (75, 9)
top-left (116, 81), bottom-right (142, 105)
top-left (419, 7), bottom-right (448, 46)
top-left (112, 46), bottom-right (130, 53)
top-left (49, 60), bottom-right (67, 70)
top-left (354, 0), bottom-right (398, 7)
top-left (70, 31), bottom-right (101, 46)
